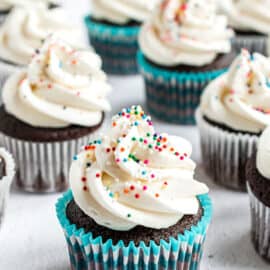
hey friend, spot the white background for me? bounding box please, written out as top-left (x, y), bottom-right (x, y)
top-left (0, 1), bottom-right (269, 269)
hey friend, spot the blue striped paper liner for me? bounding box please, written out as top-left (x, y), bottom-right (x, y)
top-left (137, 51), bottom-right (228, 125)
top-left (56, 190), bottom-right (212, 270)
top-left (84, 16), bottom-right (140, 75)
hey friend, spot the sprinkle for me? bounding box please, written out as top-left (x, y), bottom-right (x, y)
top-left (73, 155), bottom-right (78, 160)
top-left (150, 174), bottom-right (155, 179)
top-left (86, 162), bottom-right (91, 167)
top-left (127, 213), bottom-right (131, 218)
top-left (106, 148), bottom-right (111, 153)
top-left (130, 185), bottom-right (135, 191)
top-left (83, 186), bottom-right (88, 191)
top-left (116, 158), bottom-right (120, 163)
top-left (175, 152), bottom-right (179, 156)
top-left (81, 177), bottom-right (86, 182)
top-left (135, 193), bottom-right (140, 199)
top-left (142, 185), bottom-right (148, 191)
top-left (144, 160), bottom-right (149, 165)
top-left (155, 193), bottom-right (160, 198)
top-left (170, 147), bottom-right (175, 152)
top-left (123, 158), bottom-right (128, 163)
top-left (112, 122), bottom-right (117, 127)
top-left (180, 156), bottom-right (184, 160)
top-left (48, 83), bottom-right (52, 89)
top-left (142, 170), bottom-right (147, 175)
top-left (132, 137), bottom-right (136, 141)
top-left (124, 188), bottom-right (129, 194)
top-left (96, 173), bottom-right (101, 178)
top-left (120, 147), bottom-right (125, 152)
top-left (71, 59), bottom-right (77, 65)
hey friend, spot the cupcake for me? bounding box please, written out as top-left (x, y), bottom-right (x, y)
top-left (196, 49), bottom-right (270, 191)
top-left (138, 0), bottom-right (235, 125)
top-left (222, 0), bottom-right (270, 54)
top-left (56, 105), bottom-right (212, 270)
top-left (0, 35), bottom-right (111, 193)
top-left (85, 0), bottom-right (159, 75)
top-left (0, 148), bottom-right (15, 227)
top-left (0, 3), bottom-right (83, 97)
top-left (0, 0), bottom-right (60, 25)
top-left (246, 127), bottom-right (270, 262)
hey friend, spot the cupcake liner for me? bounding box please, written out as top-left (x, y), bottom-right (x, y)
top-left (56, 190), bottom-right (212, 270)
top-left (0, 148), bottom-right (15, 226)
top-left (84, 16), bottom-right (139, 75)
top-left (0, 130), bottom-right (100, 193)
top-left (0, 62), bottom-right (21, 105)
top-left (196, 110), bottom-right (259, 191)
top-left (247, 183), bottom-right (270, 261)
top-left (137, 51), bottom-right (227, 125)
top-left (0, 12), bottom-right (8, 25)
top-left (232, 35), bottom-right (267, 55)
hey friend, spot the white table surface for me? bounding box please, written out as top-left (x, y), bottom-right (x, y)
top-left (0, 1), bottom-right (269, 269)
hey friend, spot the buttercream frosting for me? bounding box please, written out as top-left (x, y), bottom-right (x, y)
top-left (256, 126), bottom-right (270, 179)
top-left (223, 0), bottom-right (270, 34)
top-left (0, 4), bottom-right (83, 66)
top-left (139, 0), bottom-right (234, 67)
top-left (70, 105), bottom-right (209, 231)
top-left (200, 49), bottom-right (270, 133)
top-left (91, 0), bottom-right (159, 25)
top-left (0, 0), bottom-right (59, 11)
top-left (2, 35), bottom-right (111, 128)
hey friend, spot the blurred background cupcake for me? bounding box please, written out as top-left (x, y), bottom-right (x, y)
top-left (220, 0), bottom-right (270, 55)
top-left (85, 0), bottom-right (159, 75)
top-left (56, 105), bottom-right (212, 270)
top-left (0, 35), bottom-right (111, 193)
top-left (0, 2), bottom-right (84, 99)
top-left (0, 148), bottom-right (15, 227)
top-left (196, 49), bottom-right (270, 191)
top-left (0, 0), bottom-right (60, 25)
top-left (138, 0), bottom-right (234, 125)
top-left (246, 127), bottom-right (270, 262)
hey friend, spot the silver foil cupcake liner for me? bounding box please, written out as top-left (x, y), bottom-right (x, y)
top-left (0, 62), bottom-right (21, 104)
top-left (0, 131), bottom-right (100, 193)
top-left (247, 183), bottom-right (270, 261)
top-left (232, 35), bottom-right (267, 55)
top-left (196, 110), bottom-right (259, 191)
top-left (0, 148), bottom-right (15, 226)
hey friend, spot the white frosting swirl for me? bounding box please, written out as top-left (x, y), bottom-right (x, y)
top-left (200, 49), bottom-right (270, 133)
top-left (91, 0), bottom-right (159, 24)
top-left (0, 4), bottom-right (83, 66)
top-left (256, 127), bottom-right (270, 179)
top-left (70, 106), bottom-right (208, 231)
top-left (0, 0), bottom-right (59, 11)
top-left (223, 0), bottom-right (270, 34)
top-left (2, 35), bottom-right (111, 128)
top-left (139, 0), bottom-right (234, 67)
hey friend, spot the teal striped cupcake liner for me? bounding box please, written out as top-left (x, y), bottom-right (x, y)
top-left (84, 16), bottom-right (140, 75)
top-left (56, 190), bottom-right (212, 270)
top-left (137, 51), bottom-right (227, 125)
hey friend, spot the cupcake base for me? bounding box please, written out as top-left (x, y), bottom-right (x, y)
top-left (0, 108), bottom-right (104, 193)
top-left (66, 199), bottom-right (203, 246)
top-left (138, 51), bottom-right (234, 125)
top-left (247, 183), bottom-right (270, 262)
top-left (56, 190), bottom-right (212, 270)
top-left (85, 16), bottom-right (140, 75)
top-left (196, 110), bottom-right (259, 191)
top-left (232, 31), bottom-right (267, 55)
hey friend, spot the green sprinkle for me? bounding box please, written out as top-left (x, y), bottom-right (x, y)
top-left (139, 138), bottom-right (143, 142)
top-left (148, 144), bottom-right (153, 149)
top-left (127, 213), bottom-right (131, 218)
top-left (132, 137), bottom-right (136, 141)
top-left (146, 133), bottom-right (150, 137)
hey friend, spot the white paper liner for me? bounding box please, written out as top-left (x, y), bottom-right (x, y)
top-left (0, 129), bottom-right (101, 193)
top-left (196, 109), bottom-right (259, 191)
top-left (247, 182), bottom-right (270, 261)
top-left (0, 148), bottom-right (15, 226)
top-left (232, 35), bottom-right (267, 55)
top-left (0, 62), bottom-right (22, 104)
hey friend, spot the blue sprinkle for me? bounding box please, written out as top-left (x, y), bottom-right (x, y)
top-left (142, 171), bottom-right (147, 175)
top-left (134, 121), bottom-right (139, 126)
top-left (73, 155), bottom-right (78, 161)
top-left (123, 158), bottom-right (128, 162)
top-left (109, 192), bottom-right (114, 198)
top-left (266, 79), bottom-right (270, 88)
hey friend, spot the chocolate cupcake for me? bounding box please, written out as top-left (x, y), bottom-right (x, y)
top-left (0, 35), bottom-right (111, 193)
top-left (85, 0), bottom-right (159, 75)
top-left (221, 0), bottom-right (270, 54)
top-left (0, 148), bottom-right (15, 227)
top-left (196, 49), bottom-right (270, 191)
top-left (0, 3), bottom-right (83, 99)
top-left (56, 105), bottom-right (212, 269)
top-left (246, 127), bottom-right (270, 262)
top-left (138, 0), bottom-right (235, 125)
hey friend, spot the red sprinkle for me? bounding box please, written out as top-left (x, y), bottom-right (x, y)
top-left (130, 185), bottom-right (135, 191)
top-left (81, 177), bottom-right (86, 182)
top-left (135, 193), bottom-right (140, 199)
top-left (96, 173), bottom-right (100, 178)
